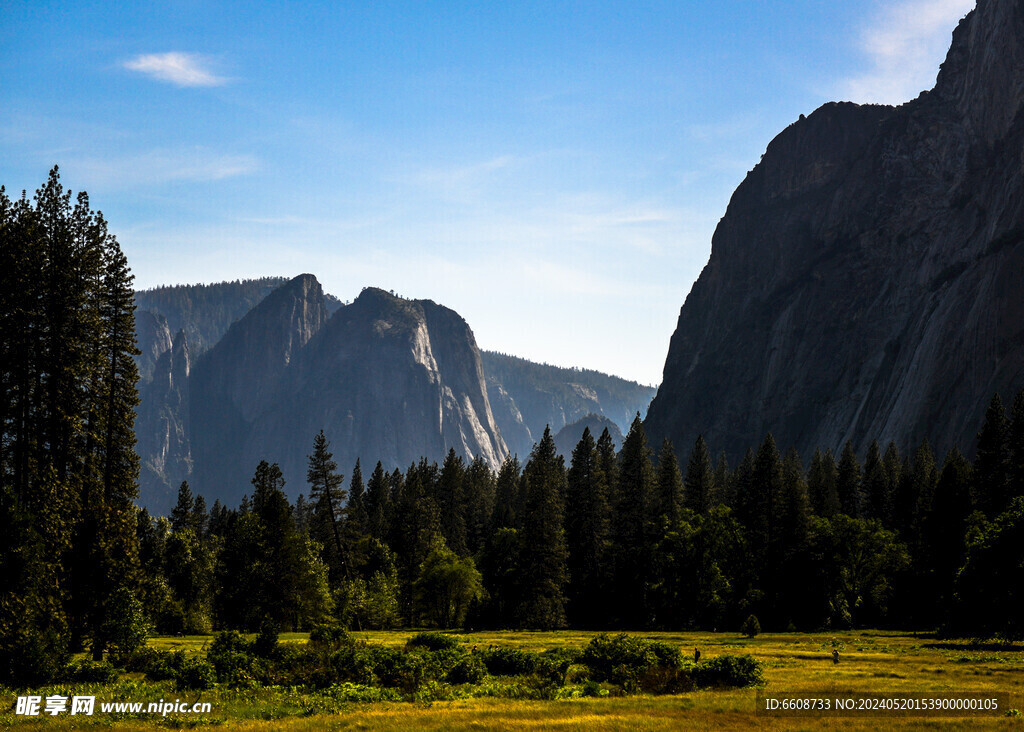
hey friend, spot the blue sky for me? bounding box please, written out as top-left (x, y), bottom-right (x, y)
top-left (0, 0), bottom-right (974, 385)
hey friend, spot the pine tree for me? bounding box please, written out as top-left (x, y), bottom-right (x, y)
top-left (491, 455), bottom-right (522, 531)
top-left (1010, 390), bottom-right (1024, 504)
top-left (463, 456), bottom-right (496, 555)
top-left (565, 427), bottom-right (611, 626)
top-left (612, 415), bottom-right (657, 627)
top-left (364, 461), bottom-right (390, 541)
top-left (713, 451), bottom-right (730, 508)
top-left (170, 481), bottom-right (195, 533)
top-left (862, 440), bottom-right (888, 523)
top-left (974, 393), bottom-right (1010, 515)
top-left (306, 431), bottom-right (348, 581)
top-left (516, 427), bottom-right (569, 629)
top-left (837, 441), bottom-right (862, 517)
top-left (807, 448), bottom-right (840, 517)
top-left (926, 449), bottom-right (974, 606)
top-left (881, 442), bottom-right (902, 530)
top-left (436, 448), bottom-right (468, 555)
top-left (347, 459), bottom-right (369, 538)
top-left (682, 435), bottom-right (713, 517)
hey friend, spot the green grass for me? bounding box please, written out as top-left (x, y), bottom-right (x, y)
top-left (6, 630), bottom-right (1024, 730)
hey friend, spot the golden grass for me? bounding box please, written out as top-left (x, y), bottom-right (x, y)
top-left (9, 630), bottom-right (1024, 730)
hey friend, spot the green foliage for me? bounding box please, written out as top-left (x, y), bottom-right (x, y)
top-left (447, 652), bottom-right (487, 684)
top-left (414, 539), bottom-right (485, 628)
top-left (480, 647), bottom-right (541, 676)
top-left (176, 657), bottom-right (216, 690)
top-left (693, 654), bottom-right (764, 688)
top-left (67, 660), bottom-right (119, 683)
top-left (741, 614), bottom-right (761, 637)
top-left (406, 631), bottom-right (462, 652)
top-left (309, 623), bottom-right (355, 651)
top-left (101, 587), bottom-right (152, 657)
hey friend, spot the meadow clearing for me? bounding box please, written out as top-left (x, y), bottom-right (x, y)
top-left (4, 629), bottom-right (1022, 730)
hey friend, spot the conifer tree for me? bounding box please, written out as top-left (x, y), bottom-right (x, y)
top-left (862, 440), bottom-right (888, 523)
top-left (364, 461), bottom-right (390, 541)
top-left (974, 393), bottom-right (1010, 515)
top-left (612, 415), bottom-right (657, 626)
top-left (713, 451), bottom-right (730, 508)
top-left (517, 427), bottom-right (569, 629)
top-left (1010, 390), bottom-right (1024, 504)
top-left (463, 456), bottom-right (496, 555)
top-left (347, 459), bottom-right (369, 538)
top-left (170, 481), bottom-right (195, 533)
top-left (437, 448), bottom-right (468, 555)
top-left (565, 427), bottom-right (611, 626)
top-left (926, 449), bottom-right (974, 606)
top-left (837, 441), bottom-right (863, 517)
top-left (682, 435), bottom-right (713, 517)
top-left (881, 442), bottom-right (902, 529)
top-left (306, 431), bottom-right (348, 581)
top-left (491, 454), bottom-right (522, 531)
top-left (807, 448), bottom-right (840, 517)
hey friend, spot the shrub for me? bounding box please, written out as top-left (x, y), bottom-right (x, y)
top-left (447, 653), bottom-right (487, 684)
top-left (206, 630), bottom-right (258, 685)
top-left (405, 632), bottom-right (461, 652)
top-left (581, 633), bottom-right (658, 688)
top-left (68, 660), bottom-right (119, 684)
top-left (480, 648), bottom-right (540, 676)
top-left (252, 619), bottom-right (279, 657)
top-left (176, 658), bottom-right (216, 690)
top-left (308, 624), bottom-right (355, 651)
top-left (693, 654), bottom-right (764, 688)
top-left (116, 647), bottom-right (185, 680)
top-left (741, 614), bottom-right (762, 637)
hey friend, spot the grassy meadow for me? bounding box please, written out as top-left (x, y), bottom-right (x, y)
top-left (4, 629), bottom-right (1023, 730)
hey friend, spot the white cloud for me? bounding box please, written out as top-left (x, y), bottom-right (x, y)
top-left (841, 0), bottom-right (975, 105)
top-left (123, 52), bottom-right (228, 87)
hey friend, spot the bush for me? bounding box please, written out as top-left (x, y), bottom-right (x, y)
top-left (693, 654), bottom-right (764, 688)
top-left (68, 660), bottom-right (119, 684)
top-left (741, 614), bottom-right (762, 637)
top-left (581, 634), bottom-right (658, 688)
top-left (116, 647), bottom-right (185, 680)
top-left (309, 624), bottom-right (355, 651)
top-left (480, 648), bottom-right (540, 676)
top-left (252, 619), bottom-right (279, 657)
top-left (206, 630), bottom-right (258, 685)
top-left (405, 632), bottom-right (461, 652)
top-left (447, 653), bottom-right (487, 684)
top-left (177, 658), bottom-right (216, 690)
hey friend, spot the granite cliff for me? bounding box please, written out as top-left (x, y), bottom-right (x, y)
top-left (646, 0), bottom-right (1024, 461)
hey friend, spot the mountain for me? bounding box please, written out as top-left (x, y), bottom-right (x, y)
top-left (481, 352), bottom-right (656, 458)
top-left (187, 281), bottom-right (507, 505)
top-left (552, 414), bottom-right (624, 462)
top-left (646, 0), bottom-right (1024, 462)
top-left (136, 329), bottom-right (191, 514)
top-left (135, 277), bottom-right (344, 359)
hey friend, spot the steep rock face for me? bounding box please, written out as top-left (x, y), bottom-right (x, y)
top-left (136, 330), bottom-right (192, 514)
top-left (481, 352), bottom-right (656, 458)
top-left (553, 414), bottom-right (624, 461)
top-left (189, 274), bottom-right (329, 498)
top-left (188, 284), bottom-right (507, 505)
top-left (646, 0), bottom-right (1024, 461)
top-left (135, 310), bottom-right (173, 383)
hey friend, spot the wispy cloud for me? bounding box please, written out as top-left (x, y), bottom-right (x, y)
top-left (841, 0), bottom-right (975, 105)
top-left (67, 147), bottom-right (257, 188)
top-left (123, 52), bottom-right (228, 87)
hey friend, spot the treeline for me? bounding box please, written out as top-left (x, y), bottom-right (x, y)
top-left (0, 169), bottom-right (140, 680)
top-left (135, 392), bottom-right (1024, 643)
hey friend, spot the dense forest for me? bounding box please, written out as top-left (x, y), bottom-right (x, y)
top-left (2, 171), bottom-right (1023, 689)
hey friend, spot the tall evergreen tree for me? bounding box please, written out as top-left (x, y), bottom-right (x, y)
top-left (682, 435), bottom-right (713, 517)
top-left (837, 441), bottom-right (862, 517)
top-left (347, 458), bottom-right (369, 539)
top-left (807, 448), bottom-right (840, 517)
top-left (612, 415), bottom-right (657, 627)
top-left (364, 461), bottom-right (390, 541)
top-left (862, 440), bottom-right (888, 523)
top-left (565, 427), bottom-right (611, 626)
top-left (974, 393), bottom-right (1010, 515)
top-left (1009, 390), bottom-right (1024, 504)
top-left (436, 448), bottom-right (468, 555)
top-left (170, 481), bottom-right (195, 533)
top-left (491, 455), bottom-right (522, 531)
top-left (306, 431), bottom-right (348, 581)
top-left (463, 456), bottom-right (496, 556)
top-left (516, 427), bottom-right (569, 629)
